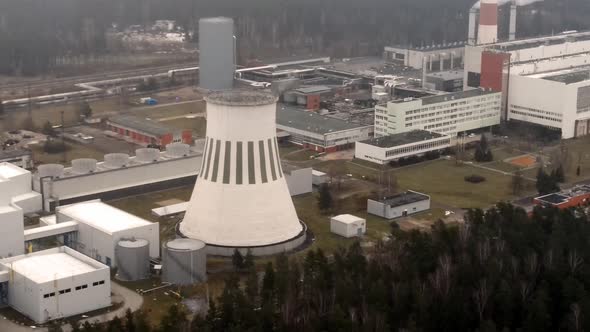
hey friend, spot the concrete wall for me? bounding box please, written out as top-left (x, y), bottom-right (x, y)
top-left (0, 207), bottom-right (24, 258)
top-left (330, 218), bottom-right (366, 238)
top-left (285, 168), bottom-right (312, 196)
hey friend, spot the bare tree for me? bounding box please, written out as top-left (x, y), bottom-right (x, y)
top-left (511, 169), bottom-right (525, 195)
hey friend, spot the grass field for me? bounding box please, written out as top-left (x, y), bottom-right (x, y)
top-left (283, 149), bottom-right (317, 162)
top-left (130, 101), bottom-right (205, 120)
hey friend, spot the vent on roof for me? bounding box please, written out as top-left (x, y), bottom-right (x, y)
top-left (104, 153), bottom-right (130, 169)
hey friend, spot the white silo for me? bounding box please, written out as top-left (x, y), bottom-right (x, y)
top-left (199, 17), bottom-right (235, 90)
top-left (179, 90), bottom-right (305, 256)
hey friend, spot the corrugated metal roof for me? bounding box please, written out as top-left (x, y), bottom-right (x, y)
top-left (108, 115), bottom-right (181, 137)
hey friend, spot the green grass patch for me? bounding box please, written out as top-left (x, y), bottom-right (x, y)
top-left (283, 149), bottom-right (317, 161)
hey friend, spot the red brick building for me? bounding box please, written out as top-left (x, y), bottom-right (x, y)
top-left (534, 185), bottom-right (590, 210)
top-left (107, 115), bottom-right (192, 147)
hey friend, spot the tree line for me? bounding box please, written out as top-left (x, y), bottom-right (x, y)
top-left (1, 0), bottom-right (589, 76)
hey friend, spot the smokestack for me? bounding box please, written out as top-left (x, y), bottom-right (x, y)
top-left (478, 0), bottom-right (498, 44)
top-left (468, 8), bottom-right (478, 45)
top-left (440, 53), bottom-right (445, 71)
top-left (429, 55), bottom-right (433, 71)
top-left (422, 57), bottom-right (428, 88)
top-left (509, 0), bottom-right (517, 41)
top-left (450, 52), bottom-right (455, 69)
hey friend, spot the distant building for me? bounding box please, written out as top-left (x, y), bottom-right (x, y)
top-left (330, 214), bottom-right (366, 238)
top-left (283, 164), bottom-right (313, 196)
top-left (374, 89), bottom-right (501, 137)
top-left (424, 70), bottom-right (464, 92)
top-left (368, 190), bottom-right (431, 219)
top-left (384, 43), bottom-right (465, 70)
top-left (276, 107), bottom-right (373, 152)
top-left (0, 246), bottom-right (111, 324)
top-left (283, 86), bottom-right (333, 111)
top-left (534, 185), bottom-right (590, 210)
top-left (107, 115), bottom-right (192, 147)
top-left (355, 130), bottom-right (451, 165)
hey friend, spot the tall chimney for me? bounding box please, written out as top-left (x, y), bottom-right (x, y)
top-left (477, 0), bottom-right (498, 45)
top-left (450, 52), bottom-right (455, 69)
top-left (422, 56), bottom-right (428, 88)
top-left (509, 0), bottom-right (517, 41)
top-left (468, 7), bottom-right (478, 45)
top-left (440, 53), bottom-right (445, 71)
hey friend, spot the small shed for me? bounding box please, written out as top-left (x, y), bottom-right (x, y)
top-left (330, 214), bottom-right (366, 238)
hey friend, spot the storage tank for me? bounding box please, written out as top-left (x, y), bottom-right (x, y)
top-left (199, 17), bottom-right (235, 90)
top-left (115, 239), bottom-right (150, 281)
top-left (162, 239), bottom-right (207, 285)
top-left (135, 148), bottom-right (160, 163)
top-left (71, 158), bottom-right (97, 174)
top-left (165, 143), bottom-right (190, 158)
top-left (37, 164), bottom-right (64, 178)
top-left (104, 153), bottom-right (130, 169)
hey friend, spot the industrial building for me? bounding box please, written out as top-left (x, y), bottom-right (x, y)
top-left (199, 17), bottom-right (235, 90)
top-left (33, 143), bottom-right (202, 211)
top-left (534, 185), bottom-right (590, 210)
top-left (367, 191), bottom-right (431, 219)
top-left (330, 214), bottom-right (366, 238)
top-left (464, 28), bottom-right (590, 138)
top-left (384, 43), bottom-right (465, 70)
top-left (283, 164), bottom-right (313, 196)
top-left (56, 200), bottom-right (159, 268)
top-left (0, 149), bottom-right (33, 169)
top-left (180, 90), bottom-right (307, 256)
top-left (283, 86), bottom-right (332, 111)
top-left (107, 115), bottom-right (192, 146)
top-left (277, 107), bottom-right (373, 152)
top-left (424, 70), bottom-right (464, 92)
top-left (0, 246), bottom-right (111, 324)
top-left (374, 89), bottom-right (501, 137)
top-left (355, 130), bottom-right (452, 165)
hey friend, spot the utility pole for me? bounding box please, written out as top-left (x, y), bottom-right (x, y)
top-left (61, 110), bottom-right (67, 163)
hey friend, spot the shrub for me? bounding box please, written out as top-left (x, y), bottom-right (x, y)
top-left (464, 174), bottom-right (486, 183)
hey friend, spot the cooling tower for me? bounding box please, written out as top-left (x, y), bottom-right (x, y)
top-left (199, 17), bottom-right (235, 90)
top-left (179, 90), bottom-right (306, 256)
top-left (478, 0), bottom-right (498, 45)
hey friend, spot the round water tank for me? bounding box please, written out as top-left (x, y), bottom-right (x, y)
top-left (71, 158), bottom-right (97, 174)
top-left (104, 153), bottom-right (130, 169)
top-left (165, 143), bottom-right (190, 158)
top-left (162, 239), bottom-right (206, 285)
top-left (135, 148), bottom-right (160, 163)
top-left (115, 238), bottom-right (150, 281)
top-left (37, 164), bottom-right (64, 178)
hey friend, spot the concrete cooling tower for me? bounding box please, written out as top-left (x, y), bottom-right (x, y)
top-left (179, 90), bottom-right (306, 256)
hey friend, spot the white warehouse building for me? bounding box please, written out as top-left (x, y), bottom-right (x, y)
top-left (56, 200), bottom-right (159, 268)
top-left (374, 89), bottom-right (501, 138)
top-left (368, 191), bottom-right (431, 219)
top-left (0, 246), bottom-right (111, 324)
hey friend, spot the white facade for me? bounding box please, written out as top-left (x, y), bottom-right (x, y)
top-left (330, 214), bottom-right (366, 238)
top-left (375, 90), bottom-right (501, 137)
top-left (384, 45), bottom-right (465, 70)
top-left (312, 170), bottom-right (328, 186)
top-left (284, 166), bottom-right (313, 196)
top-left (56, 200), bottom-right (159, 267)
top-left (0, 247), bottom-right (111, 323)
top-left (367, 191), bottom-right (431, 219)
top-left (355, 132), bottom-right (452, 165)
top-left (180, 91), bottom-right (304, 248)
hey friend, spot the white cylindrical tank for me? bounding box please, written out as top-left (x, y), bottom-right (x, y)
top-left (180, 90), bottom-right (304, 253)
top-left (199, 17), bottom-right (235, 90)
top-left (71, 158), bottom-right (97, 174)
top-left (135, 148), bottom-right (160, 163)
top-left (104, 153), bottom-right (130, 169)
top-left (162, 239), bottom-right (207, 285)
top-left (37, 164), bottom-right (64, 178)
top-left (165, 143), bottom-right (190, 158)
top-left (115, 238), bottom-right (150, 281)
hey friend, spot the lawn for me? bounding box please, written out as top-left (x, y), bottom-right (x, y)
top-left (482, 160), bottom-right (522, 174)
top-left (30, 142), bottom-right (105, 166)
top-left (283, 149), bottom-right (317, 162)
top-left (394, 160), bottom-right (517, 209)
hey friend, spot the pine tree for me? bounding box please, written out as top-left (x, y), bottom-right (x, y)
top-left (107, 316), bottom-right (125, 332)
top-left (134, 310), bottom-right (151, 332)
top-left (243, 249), bottom-right (254, 269)
top-left (124, 309), bottom-right (135, 332)
top-left (261, 262), bottom-right (275, 306)
top-left (577, 165), bottom-right (581, 176)
top-left (317, 183), bottom-right (333, 211)
top-left (159, 304), bottom-right (188, 332)
top-left (232, 249), bottom-right (244, 271)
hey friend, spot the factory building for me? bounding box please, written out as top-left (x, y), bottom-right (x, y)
top-left (107, 115), bottom-right (192, 146)
top-left (534, 185), bottom-right (590, 210)
top-left (199, 17), bottom-right (235, 90)
top-left (424, 70), bottom-right (464, 92)
top-left (374, 89), bottom-right (501, 138)
top-left (0, 149), bottom-right (33, 169)
top-left (464, 30), bottom-right (590, 138)
top-left (0, 246), bottom-right (111, 324)
top-left (384, 44), bottom-right (465, 70)
top-left (180, 90), bottom-right (307, 256)
top-left (56, 200), bottom-right (159, 268)
top-left (283, 86), bottom-right (332, 111)
top-left (33, 143), bottom-right (202, 211)
top-left (355, 130), bottom-right (452, 165)
top-left (368, 191), bottom-right (431, 219)
top-left (277, 107), bottom-right (373, 152)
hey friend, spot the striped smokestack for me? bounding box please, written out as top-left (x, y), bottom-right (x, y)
top-left (477, 0), bottom-right (498, 45)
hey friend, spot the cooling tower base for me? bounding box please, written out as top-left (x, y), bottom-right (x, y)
top-left (177, 221), bottom-right (309, 257)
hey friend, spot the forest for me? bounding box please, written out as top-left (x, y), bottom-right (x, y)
top-left (1, 0), bottom-right (590, 76)
top-left (70, 202), bottom-right (590, 331)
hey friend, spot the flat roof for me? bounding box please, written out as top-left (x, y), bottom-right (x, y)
top-left (294, 86), bottom-right (331, 95)
top-left (206, 90), bottom-right (277, 106)
top-left (386, 42), bottom-right (465, 52)
top-left (0, 149), bottom-right (31, 159)
top-left (487, 30), bottom-right (590, 52)
top-left (58, 201), bottom-right (153, 235)
top-left (535, 184), bottom-right (590, 205)
top-left (376, 191), bottom-right (430, 207)
top-left (276, 106), bottom-right (368, 135)
top-left (360, 130), bottom-right (446, 148)
top-left (0, 162), bottom-right (28, 179)
top-left (332, 214), bottom-right (364, 224)
top-left (535, 66), bottom-right (590, 84)
top-left (421, 89), bottom-right (497, 106)
top-left (6, 252), bottom-right (98, 283)
top-left (108, 115), bottom-right (180, 137)
top-left (427, 70), bottom-right (464, 81)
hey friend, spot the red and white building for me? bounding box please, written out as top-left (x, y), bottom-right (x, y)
top-left (534, 185), bottom-right (590, 210)
top-left (107, 115), bottom-right (192, 146)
